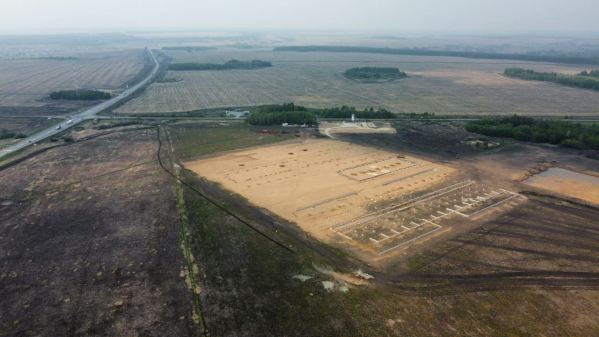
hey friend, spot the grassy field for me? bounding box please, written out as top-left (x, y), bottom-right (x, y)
top-left (115, 48), bottom-right (599, 116)
top-left (0, 50), bottom-right (144, 114)
top-left (0, 117), bottom-right (61, 148)
top-left (168, 123), bottom-right (295, 160)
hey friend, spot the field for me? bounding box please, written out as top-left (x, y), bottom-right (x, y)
top-left (0, 125), bottom-right (199, 336)
top-left (0, 50), bottom-right (145, 116)
top-left (2, 119), bottom-right (599, 336)
top-left (115, 48), bottom-right (599, 115)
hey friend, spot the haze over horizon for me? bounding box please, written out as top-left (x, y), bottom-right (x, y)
top-left (2, 0), bottom-right (598, 36)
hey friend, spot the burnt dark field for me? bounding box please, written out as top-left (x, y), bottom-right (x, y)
top-left (0, 127), bottom-right (198, 337)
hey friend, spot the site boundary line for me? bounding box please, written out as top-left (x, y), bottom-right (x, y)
top-left (156, 126), bottom-right (295, 254)
top-left (381, 168), bottom-right (437, 186)
top-left (294, 192), bottom-right (358, 213)
top-left (378, 224), bottom-right (443, 256)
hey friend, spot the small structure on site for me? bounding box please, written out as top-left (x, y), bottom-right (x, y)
top-left (225, 108), bottom-right (250, 118)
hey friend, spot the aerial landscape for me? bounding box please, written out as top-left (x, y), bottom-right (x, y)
top-left (1, 1), bottom-right (599, 336)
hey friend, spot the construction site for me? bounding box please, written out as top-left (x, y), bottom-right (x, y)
top-left (184, 137), bottom-right (523, 263)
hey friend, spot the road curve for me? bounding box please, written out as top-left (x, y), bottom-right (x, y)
top-left (0, 49), bottom-right (159, 159)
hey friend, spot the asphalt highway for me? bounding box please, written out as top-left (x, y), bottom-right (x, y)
top-left (0, 49), bottom-right (159, 159)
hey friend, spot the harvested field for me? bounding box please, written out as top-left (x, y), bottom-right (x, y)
top-left (524, 167), bottom-right (599, 205)
top-left (116, 49), bottom-right (599, 115)
top-left (0, 50), bottom-right (144, 115)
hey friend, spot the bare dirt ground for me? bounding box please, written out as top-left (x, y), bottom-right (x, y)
top-left (524, 167), bottom-right (599, 205)
top-left (0, 128), bottom-right (199, 337)
top-left (0, 50), bottom-right (145, 116)
top-left (184, 139), bottom-right (455, 259)
top-left (116, 49), bottom-right (599, 115)
top-left (319, 121), bottom-right (396, 138)
top-left (183, 136), bottom-right (527, 265)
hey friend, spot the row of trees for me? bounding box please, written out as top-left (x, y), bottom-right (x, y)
top-left (274, 46), bottom-right (599, 66)
top-left (246, 103), bottom-right (397, 125)
top-left (169, 59), bottom-right (272, 71)
top-left (466, 115), bottom-right (599, 150)
top-left (318, 106), bottom-right (395, 119)
top-left (343, 67), bottom-right (407, 82)
top-left (248, 103), bottom-right (315, 125)
top-left (257, 103), bottom-right (307, 113)
top-left (247, 111), bottom-right (317, 126)
top-left (161, 46), bottom-right (214, 52)
top-left (49, 89), bottom-right (111, 100)
top-left (34, 56), bottom-right (79, 60)
top-left (0, 129), bottom-right (26, 139)
top-left (504, 68), bottom-right (599, 91)
top-left (579, 70), bottom-right (599, 78)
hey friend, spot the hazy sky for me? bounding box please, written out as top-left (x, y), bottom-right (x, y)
top-left (2, 0), bottom-right (598, 35)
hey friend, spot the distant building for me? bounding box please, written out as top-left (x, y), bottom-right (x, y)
top-left (225, 108), bottom-right (250, 118)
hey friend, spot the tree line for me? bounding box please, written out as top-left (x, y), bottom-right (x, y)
top-left (274, 46), bottom-right (599, 66)
top-left (257, 103), bottom-right (307, 113)
top-left (247, 103), bottom-right (315, 125)
top-left (579, 70), bottom-right (599, 78)
top-left (504, 68), bottom-right (599, 91)
top-left (246, 103), bottom-right (396, 125)
top-left (33, 56), bottom-right (79, 61)
top-left (169, 59), bottom-right (272, 71)
top-left (318, 106), bottom-right (395, 119)
top-left (49, 89), bottom-right (111, 100)
top-left (0, 129), bottom-right (26, 139)
top-left (343, 67), bottom-right (407, 82)
top-left (466, 115), bottom-right (599, 150)
top-left (161, 46), bottom-right (214, 52)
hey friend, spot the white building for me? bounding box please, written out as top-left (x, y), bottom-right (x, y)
top-left (225, 108), bottom-right (250, 118)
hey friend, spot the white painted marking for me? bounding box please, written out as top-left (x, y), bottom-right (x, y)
top-left (378, 226), bottom-right (442, 255)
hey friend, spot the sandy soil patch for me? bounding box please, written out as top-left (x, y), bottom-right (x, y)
top-left (184, 139), bottom-right (455, 253)
top-left (319, 121), bottom-right (396, 138)
top-left (524, 167), bottom-right (599, 205)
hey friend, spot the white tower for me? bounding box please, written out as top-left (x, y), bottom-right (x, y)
top-left (351, 113), bottom-right (355, 122)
